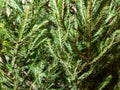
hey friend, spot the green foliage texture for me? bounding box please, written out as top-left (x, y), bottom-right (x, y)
top-left (0, 0), bottom-right (120, 90)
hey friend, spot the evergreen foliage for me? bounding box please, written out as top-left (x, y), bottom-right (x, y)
top-left (0, 0), bottom-right (120, 90)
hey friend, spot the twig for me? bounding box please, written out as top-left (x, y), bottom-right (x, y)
top-left (87, 0), bottom-right (91, 61)
top-left (89, 31), bottom-right (117, 65)
top-left (19, 6), bottom-right (29, 41)
top-left (58, 29), bottom-right (63, 54)
top-left (12, 6), bottom-right (29, 67)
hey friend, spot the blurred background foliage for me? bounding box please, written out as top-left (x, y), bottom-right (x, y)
top-left (0, 0), bottom-right (120, 90)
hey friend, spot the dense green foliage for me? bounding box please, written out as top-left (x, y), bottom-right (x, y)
top-left (0, 0), bottom-right (120, 90)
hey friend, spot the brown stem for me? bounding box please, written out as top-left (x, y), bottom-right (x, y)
top-left (87, 0), bottom-right (91, 61)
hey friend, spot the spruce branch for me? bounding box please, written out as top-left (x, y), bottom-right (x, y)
top-left (62, 0), bottom-right (65, 20)
top-left (58, 29), bottom-right (63, 55)
top-left (19, 6), bottom-right (29, 41)
top-left (87, 0), bottom-right (91, 61)
top-left (12, 6), bottom-right (29, 67)
top-left (89, 30), bottom-right (119, 65)
top-left (0, 0), bottom-right (5, 16)
top-left (61, 0), bottom-right (66, 29)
